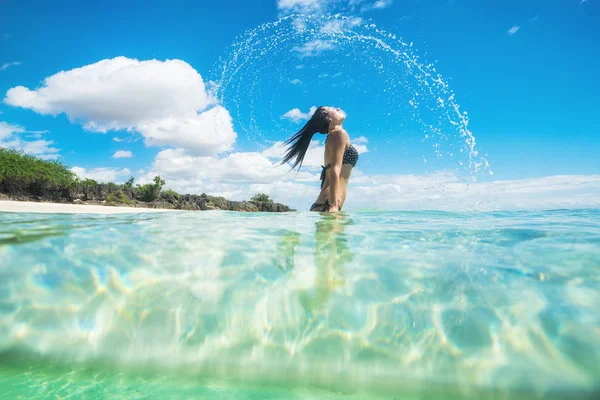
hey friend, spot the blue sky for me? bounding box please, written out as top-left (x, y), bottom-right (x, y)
top-left (1, 0), bottom-right (599, 210)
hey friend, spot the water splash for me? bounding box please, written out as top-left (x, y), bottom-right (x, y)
top-left (213, 14), bottom-right (492, 180)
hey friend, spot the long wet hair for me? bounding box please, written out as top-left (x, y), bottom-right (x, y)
top-left (281, 106), bottom-right (331, 170)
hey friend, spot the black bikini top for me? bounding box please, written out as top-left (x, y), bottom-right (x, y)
top-left (319, 137), bottom-right (359, 189)
top-left (341, 144), bottom-right (359, 167)
top-left (323, 136), bottom-right (359, 167)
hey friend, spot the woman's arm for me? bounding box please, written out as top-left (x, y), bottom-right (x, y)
top-left (326, 129), bottom-right (347, 212)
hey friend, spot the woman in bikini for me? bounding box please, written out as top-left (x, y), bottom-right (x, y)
top-left (281, 106), bottom-right (359, 212)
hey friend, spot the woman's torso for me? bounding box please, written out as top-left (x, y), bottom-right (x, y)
top-left (315, 134), bottom-right (358, 207)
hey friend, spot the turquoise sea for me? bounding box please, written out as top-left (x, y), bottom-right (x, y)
top-left (0, 209), bottom-right (599, 399)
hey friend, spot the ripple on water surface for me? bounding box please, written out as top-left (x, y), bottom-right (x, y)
top-left (0, 210), bottom-right (599, 399)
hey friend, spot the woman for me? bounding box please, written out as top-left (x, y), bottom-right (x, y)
top-left (281, 106), bottom-right (359, 212)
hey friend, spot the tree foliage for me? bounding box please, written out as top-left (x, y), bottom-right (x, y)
top-left (136, 176), bottom-right (166, 202)
top-left (0, 148), bottom-right (75, 196)
top-left (251, 193), bottom-right (272, 202)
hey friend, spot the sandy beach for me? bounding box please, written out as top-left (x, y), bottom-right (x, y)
top-left (0, 200), bottom-right (178, 214)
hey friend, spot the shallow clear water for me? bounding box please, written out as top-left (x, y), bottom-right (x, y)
top-left (0, 209), bottom-right (599, 399)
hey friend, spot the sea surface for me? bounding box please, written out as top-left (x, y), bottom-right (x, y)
top-left (0, 209), bottom-right (599, 399)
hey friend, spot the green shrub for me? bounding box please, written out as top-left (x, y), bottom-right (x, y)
top-left (123, 177), bottom-right (135, 189)
top-left (106, 190), bottom-right (132, 205)
top-left (136, 176), bottom-right (166, 202)
top-left (82, 178), bottom-right (98, 187)
top-left (137, 184), bottom-right (154, 202)
top-left (251, 193), bottom-right (272, 202)
top-left (162, 189), bottom-right (180, 198)
top-left (0, 148), bottom-right (76, 196)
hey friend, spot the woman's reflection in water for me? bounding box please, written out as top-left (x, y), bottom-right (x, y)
top-left (298, 212), bottom-right (354, 316)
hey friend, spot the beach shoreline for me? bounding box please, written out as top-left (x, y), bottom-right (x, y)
top-left (0, 200), bottom-right (178, 214)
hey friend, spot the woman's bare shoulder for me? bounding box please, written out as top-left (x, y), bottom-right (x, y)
top-left (329, 126), bottom-right (349, 142)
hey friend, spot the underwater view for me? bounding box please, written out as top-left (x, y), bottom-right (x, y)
top-left (1, 0), bottom-right (599, 399)
top-left (1, 210), bottom-right (599, 399)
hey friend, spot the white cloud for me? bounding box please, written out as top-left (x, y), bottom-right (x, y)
top-left (282, 106), bottom-right (317, 123)
top-left (112, 150), bottom-right (133, 158)
top-left (347, 173), bottom-right (600, 211)
top-left (0, 121), bottom-right (24, 140)
top-left (19, 139), bottom-right (57, 155)
top-left (137, 144), bottom-right (600, 210)
top-left (356, 0), bottom-right (392, 12)
top-left (112, 137), bottom-right (124, 142)
top-left (0, 121), bottom-right (59, 159)
top-left (23, 129), bottom-right (49, 139)
top-left (4, 57), bottom-right (210, 123)
top-left (348, 0), bottom-right (392, 12)
top-left (3, 57), bottom-right (236, 155)
top-left (71, 166), bottom-right (131, 183)
top-left (371, 0), bottom-right (392, 9)
top-left (290, 78), bottom-right (302, 85)
top-left (132, 136), bottom-right (371, 206)
top-left (293, 40), bottom-right (335, 57)
top-left (320, 17), bottom-right (362, 34)
top-left (134, 147), bottom-right (319, 203)
top-left (0, 122), bottom-right (48, 140)
top-left (291, 18), bottom-right (308, 32)
top-left (134, 148), bottom-right (316, 206)
top-left (277, 0), bottom-right (324, 13)
top-left (278, 0), bottom-right (389, 14)
top-left (122, 121), bottom-right (597, 210)
top-left (0, 62), bottom-right (21, 71)
top-left (136, 105), bottom-right (236, 154)
top-left (508, 25), bottom-right (520, 35)
top-left (2, 138), bottom-right (59, 159)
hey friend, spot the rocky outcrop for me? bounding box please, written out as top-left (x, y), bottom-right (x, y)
top-left (250, 201), bottom-right (292, 212)
top-left (161, 193), bottom-right (294, 212)
top-left (0, 187), bottom-right (295, 212)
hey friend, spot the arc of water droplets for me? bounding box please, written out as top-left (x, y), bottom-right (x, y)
top-left (213, 14), bottom-right (492, 180)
